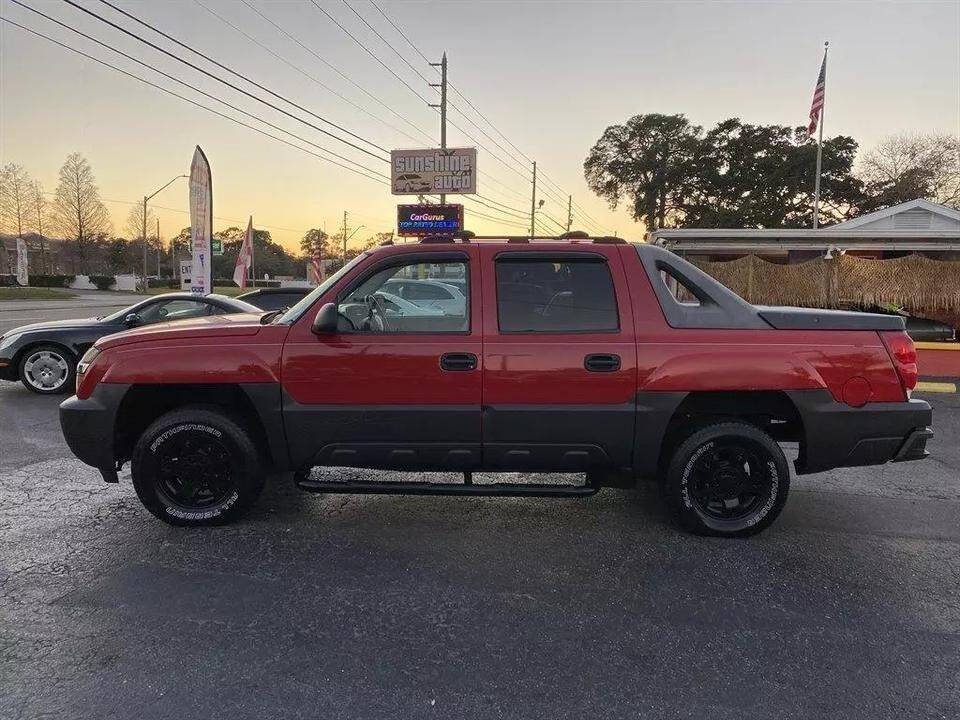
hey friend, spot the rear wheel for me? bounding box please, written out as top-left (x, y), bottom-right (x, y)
top-left (131, 408), bottom-right (264, 526)
top-left (19, 345), bottom-right (75, 394)
top-left (663, 422), bottom-right (790, 537)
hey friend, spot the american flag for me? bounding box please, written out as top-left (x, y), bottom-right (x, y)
top-left (806, 49), bottom-right (827, 138)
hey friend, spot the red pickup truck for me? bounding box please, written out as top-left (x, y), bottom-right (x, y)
top-left (59, 237), bottom-right (932, 537)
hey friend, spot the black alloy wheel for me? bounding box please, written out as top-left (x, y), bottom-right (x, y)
top-left (664, 422), bottom-right (790, 537)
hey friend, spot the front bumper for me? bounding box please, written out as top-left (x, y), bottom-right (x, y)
top-left (788, 390), bottom-right (933, 474)
top-left (0, 355), bottom-right (18, 381)
top-left (59, 384), bottom-right (130, 481)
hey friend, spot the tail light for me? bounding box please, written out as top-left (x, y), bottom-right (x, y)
top-left (880, 331), bottom-right (918, 397)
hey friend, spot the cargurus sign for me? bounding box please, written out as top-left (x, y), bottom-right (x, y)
top-left (391, 148), bottom-right (477, 195)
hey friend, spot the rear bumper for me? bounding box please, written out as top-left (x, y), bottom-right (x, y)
top-left (59, 384), bottom-right (130, 480)
top-left (788, 390), bottom-right (933, 474)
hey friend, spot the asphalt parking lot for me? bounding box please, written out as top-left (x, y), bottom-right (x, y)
top-left (1, 318), bottom-right (958, 719)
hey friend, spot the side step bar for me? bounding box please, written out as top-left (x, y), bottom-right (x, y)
top-left (297, 478), bottom-right (598, 498)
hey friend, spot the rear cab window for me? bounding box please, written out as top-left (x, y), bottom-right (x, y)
top-left (494, 255), bottom-right (620, 333)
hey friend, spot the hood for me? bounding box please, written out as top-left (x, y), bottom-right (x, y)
top-left (96, 312), bottom-right (267, 349)
top-left (2, 316), bottom-right (102, 337)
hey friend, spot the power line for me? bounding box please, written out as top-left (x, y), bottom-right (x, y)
top-left (238, 0), bottom-right (433, 145)
top-left (312, 0), bottom-right (533, 188)
top-left (0, 14), bottom-right (387, 185)
top-left (54, 0), bottom-right (389, 162)
top-left (309, 0), bottom-right (436, 108)
top-left (367, 0), bottom-right (613, 234)
top-left (191, 0), bottom-right (424, 146)
top-left (4, 18), bottom-right (538, 236)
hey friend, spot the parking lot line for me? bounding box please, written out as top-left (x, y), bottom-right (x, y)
top-left (915, 381), bottom-right (957, 393)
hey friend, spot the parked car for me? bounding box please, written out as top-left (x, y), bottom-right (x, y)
top-left (382, 278), bottom-right (467, 316)
top-left (237, 287), bottom-right (312, 311)
top-left (0, 292), bottom-right (261, 394)
top-left (59, 240), bottom-right (932, 537)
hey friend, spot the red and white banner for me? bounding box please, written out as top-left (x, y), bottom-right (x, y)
top-left (188, 146), bottom-right (213, 295)
top-left (307, 244), bottom-right (324, 285)
top-left (234, 217), bottom-right (254, 289)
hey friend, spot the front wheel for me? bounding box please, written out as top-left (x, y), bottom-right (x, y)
top-left (663, 422), bottom-right (790, 537)
top-left (19, 345), bottom-right (75, 394)
top-left (131, 408), bottom-right (264, 526)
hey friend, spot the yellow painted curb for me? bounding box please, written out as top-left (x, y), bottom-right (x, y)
top-left (915, 342), bottom-right (960, 351)
top-left (915, 381), bottom-right (957, 394)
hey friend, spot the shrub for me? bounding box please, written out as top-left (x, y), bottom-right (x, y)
top-left (29, 274), bottom-right (76, 288)
top-left (88, 275), bottom-right (116, 291)
top-left (0, 274), bottom-right (16, 287)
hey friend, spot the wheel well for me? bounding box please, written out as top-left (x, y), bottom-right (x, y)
top-left (113, 384), bottom-right (273, 466)
top-left (13, 340), bottom-right (77, 370)
top-left (658, 391), bottom-right (804, 471)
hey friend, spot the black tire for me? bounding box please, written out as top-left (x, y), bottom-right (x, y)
top-left (663, 421), bottom-right (790, 538)
top-left (131, 407), bottom-right (264, 527)
top-left (18, 344), bottom-right (76, 395)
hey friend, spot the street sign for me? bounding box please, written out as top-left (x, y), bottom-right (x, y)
top-left (391, 148), bottom-right (477, 195)
top-left (397, 204), bottom-right (463, 237)
top-left (211, 237), bottom-right (223, 256)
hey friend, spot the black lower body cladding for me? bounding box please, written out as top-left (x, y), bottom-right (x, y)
top-left (787, 389), bottom-right (932, 474)
top-left (59, 384), bottom-right (130, 476)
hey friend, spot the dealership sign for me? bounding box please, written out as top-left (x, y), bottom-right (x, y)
top-left (391, 148), bottom-right (477, 195)
top-left (397, 204), bottom-right (463, 237)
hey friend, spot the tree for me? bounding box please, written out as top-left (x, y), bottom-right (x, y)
top-left (584, 114), bottom-right (865, 230)
top-left (0, 163), bottom-right (33, 239)
top-left (30, 181), bottom-right (49, 273)
top-left (857, 133), bottom-right (960, 211)
top-left (124, 203), bottom-right (158, 275)
top-left (50, 153), bottom-right (111, 273)
top-left (680, 119), bottom-right (862, 227)
top-left (300, 228), bottom-right (331, 259)
top-left (584, 113), bottom-right (702, 232)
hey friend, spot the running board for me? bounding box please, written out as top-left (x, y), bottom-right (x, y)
top-left (297, 479), bottom-right (598, 498)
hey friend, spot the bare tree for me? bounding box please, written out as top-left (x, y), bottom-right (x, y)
top-left (31, 181), bottom-right (49, 273)
top-left (858, 133), bottom-right (960, 210)
top-left (0, 163), bottom-right (33, 239)
top-left (50, 153), bottom-right (111, 273)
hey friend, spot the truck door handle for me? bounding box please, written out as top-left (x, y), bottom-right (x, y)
top-left (440, 352), bottom-right (477, 371)
top-left (584, 353), bottom-right (621, 372)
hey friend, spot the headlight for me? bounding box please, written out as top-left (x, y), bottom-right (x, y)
top-left (76, 346), bottom-right (101, 378)
top-left (0, 332), bottom-right (22, 351)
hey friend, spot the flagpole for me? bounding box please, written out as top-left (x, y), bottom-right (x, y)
top-left (812, 41), bottom-right (828, 229)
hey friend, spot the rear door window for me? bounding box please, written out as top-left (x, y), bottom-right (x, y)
top-left (495, 257), bottom-right (619, 333)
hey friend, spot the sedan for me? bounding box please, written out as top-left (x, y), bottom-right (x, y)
top-left (0, 292), bottom-right (261, 394)
top-left (237, 287), bottom-right (311, 311)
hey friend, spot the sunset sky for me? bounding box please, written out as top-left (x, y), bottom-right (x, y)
top-left (2, 0), bottom-right (958, 252)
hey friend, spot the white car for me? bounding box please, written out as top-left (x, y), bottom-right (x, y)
top-left (382, 278), bottom-right (467, 316)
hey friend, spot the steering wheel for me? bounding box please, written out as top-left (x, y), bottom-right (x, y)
top-left (364, 293), bottom-right (392, 332)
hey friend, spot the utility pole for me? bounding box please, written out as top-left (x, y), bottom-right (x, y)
top-left (142, 174), bottom-right (187, 288)
top-left (156, 218), bottom-right (161, 277)
top-left (529, 161), bottom-right (537, 237)
top-left (566, 195), bottom-right (573, 233)
top-left (341, 211), bottom-right (365, 264)
top-left (429, 52), bottom-right (448, 205)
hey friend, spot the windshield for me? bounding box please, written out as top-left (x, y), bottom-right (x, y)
top-left (276, 252), bottom-right (371, 324)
